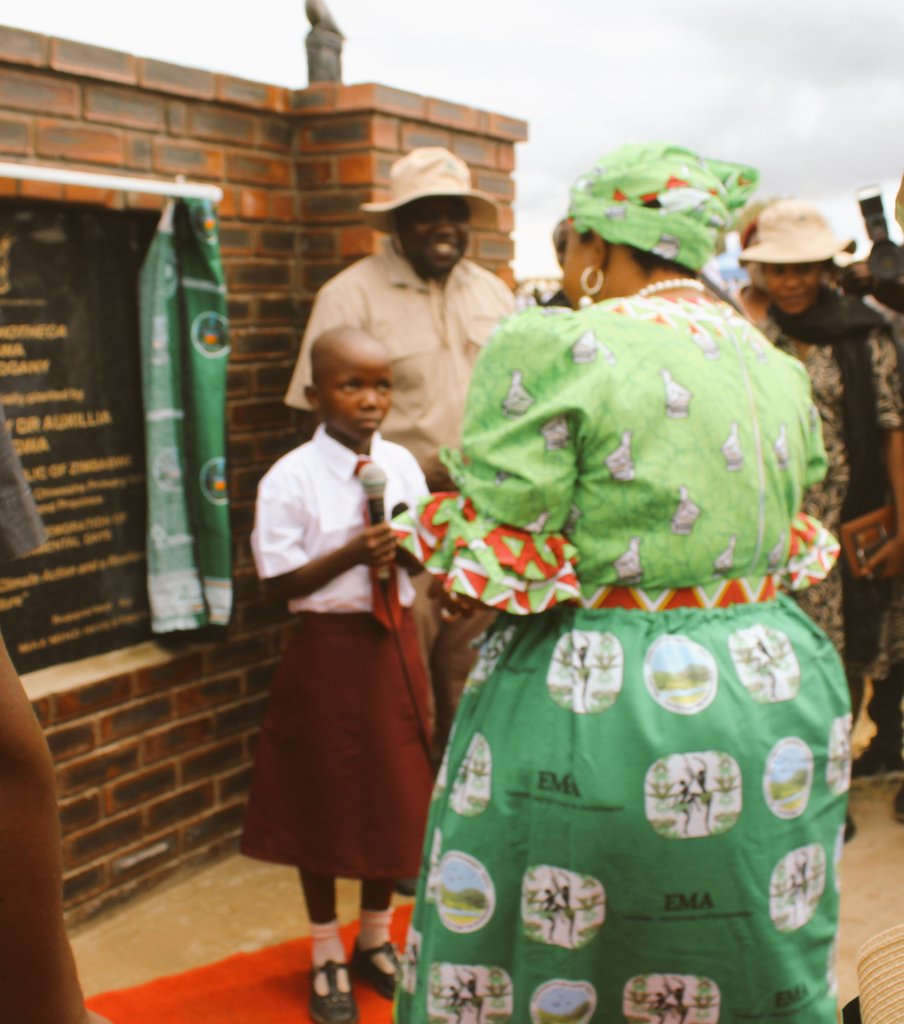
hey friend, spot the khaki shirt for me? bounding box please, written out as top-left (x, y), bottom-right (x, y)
top-left (285, 242), bottom-right (515, 483)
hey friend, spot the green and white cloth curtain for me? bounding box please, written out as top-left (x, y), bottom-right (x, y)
top-left (139, 198), bottom-right (232, 632)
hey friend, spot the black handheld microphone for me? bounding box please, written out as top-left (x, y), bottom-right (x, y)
top-left (358, 461), bottom-right (390, 584)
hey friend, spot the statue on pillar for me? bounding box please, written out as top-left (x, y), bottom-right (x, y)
top-left (305, 0), bottom-right (344, 83)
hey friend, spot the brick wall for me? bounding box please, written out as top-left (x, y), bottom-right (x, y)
top-left (0, 25), bottom-right (526, 922)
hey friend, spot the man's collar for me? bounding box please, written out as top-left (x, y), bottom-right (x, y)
top-left (312, 424), bottom-right (383, 480)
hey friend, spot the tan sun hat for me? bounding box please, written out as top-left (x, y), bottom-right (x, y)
top-left (856, 922), bottom-right (904, 1024)
top-left (738, 198), bottom-right (855, 264)
top-left (360, 147), bottom-right (499, 232)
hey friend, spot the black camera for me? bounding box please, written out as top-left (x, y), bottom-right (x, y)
top-left (857, 186), bottom-right (904, 281)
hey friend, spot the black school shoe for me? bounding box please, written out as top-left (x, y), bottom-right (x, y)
top-left (851, 741), bottom-right (904, 778)
top-left (309, 961), bottom-right (358, 1024)
top-left (350, 941), bottom-right (401, 999)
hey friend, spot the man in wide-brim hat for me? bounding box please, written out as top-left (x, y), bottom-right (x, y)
top-left (285, 146), bottom-right (514, 757)
top-left (286, 147), bottom-right (513, 486)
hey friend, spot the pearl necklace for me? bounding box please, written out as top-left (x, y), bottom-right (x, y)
top-left (635, 277), bottom-right (705, 299)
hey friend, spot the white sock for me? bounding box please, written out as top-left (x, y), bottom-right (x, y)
top-left (310, 918), bottom-right (346, 968)
top-left (358, 906), bottom-right (394, 964)
top-left (310, 919), bottom-right (350, 996)
top-left (358, 907), bottom-right (393, 950)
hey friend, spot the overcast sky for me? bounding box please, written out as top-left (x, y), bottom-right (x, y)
top-left (4, 1), bottom-right (903, 277)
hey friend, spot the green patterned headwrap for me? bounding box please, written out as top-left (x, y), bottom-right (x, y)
top-left (568, 142), bottom-right (759, 270)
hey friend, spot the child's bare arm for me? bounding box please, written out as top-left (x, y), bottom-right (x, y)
top-left (263, 522), bottom-right (397, 601)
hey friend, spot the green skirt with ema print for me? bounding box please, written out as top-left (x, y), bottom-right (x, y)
top-left (394, 596), bottom-right (849, 1024)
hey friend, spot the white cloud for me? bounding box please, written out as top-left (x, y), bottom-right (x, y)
top-left (3, 1), bottom-right (902, 276)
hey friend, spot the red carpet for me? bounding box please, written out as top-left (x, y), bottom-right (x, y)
top-left (86, 906), bottom-right (412, 1024)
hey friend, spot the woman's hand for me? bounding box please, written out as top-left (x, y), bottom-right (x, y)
top-left (864, 533), bottom-right (904, 580)
top-left (428, 575), bottom-right (482, 620)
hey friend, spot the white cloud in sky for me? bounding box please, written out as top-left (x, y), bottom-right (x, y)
top-left (3, 0), bottom-right (902, 276)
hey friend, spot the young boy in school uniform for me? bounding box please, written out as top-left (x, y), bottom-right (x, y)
top-left (242, 327), bottom-right (434, 1024)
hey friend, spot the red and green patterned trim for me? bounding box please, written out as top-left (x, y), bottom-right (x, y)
top-left (782, 511), bottom-right (840, 591)
top-left (393, 492), bottom-right (580, 614)
top-left (392, 499), bottom-right (838, 616)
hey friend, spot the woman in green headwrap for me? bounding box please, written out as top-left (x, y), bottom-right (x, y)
top-left (393, 143), bottom-right (848, 1023)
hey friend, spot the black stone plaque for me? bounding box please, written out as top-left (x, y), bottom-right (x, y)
top-left (0, 201), bottom-right (158, 673)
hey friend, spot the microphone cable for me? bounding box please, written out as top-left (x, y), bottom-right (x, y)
top-left (357, 467), bottom-right (435, 774)
top-left (376, 576), bottom-right (436, 775)
top-left (381, 499), bottom-right (435, 773)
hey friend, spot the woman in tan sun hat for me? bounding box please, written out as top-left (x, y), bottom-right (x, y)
top-left (739, 198), bottom-right (857, 266)
top-left (742, 200), bottom-right (904, 835)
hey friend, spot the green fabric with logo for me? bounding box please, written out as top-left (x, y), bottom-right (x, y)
top-left (139, 198), bottom-right (232, 631)
top-left (394, 298), bottom-right (849, 1023)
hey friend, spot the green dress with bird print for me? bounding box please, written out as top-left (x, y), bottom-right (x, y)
top-left (393, 294), bottom-right (849, 1024)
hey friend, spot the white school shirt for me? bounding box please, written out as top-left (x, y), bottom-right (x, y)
top-left (251, 426), bottom-right (428, 614)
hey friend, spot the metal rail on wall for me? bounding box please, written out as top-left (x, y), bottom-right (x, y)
top-left (0, 161), bottom-right (223, 203)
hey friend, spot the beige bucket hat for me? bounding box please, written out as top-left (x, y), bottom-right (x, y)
top-left (738, 198), bottom-right (855, 264)
top-left (360, 147), bottom-right (499, 232)
top-left (856, 922), bottom-right (904, 1024)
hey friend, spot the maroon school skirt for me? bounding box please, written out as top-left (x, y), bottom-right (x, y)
top-left (241, 610), bottom-right (434, 879)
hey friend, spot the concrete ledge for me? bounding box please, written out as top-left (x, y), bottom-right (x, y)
top-left (23, 640), bottom-right (185, 700)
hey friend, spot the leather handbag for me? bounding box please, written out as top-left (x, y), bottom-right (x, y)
top-left (839, 505), bottom-right (896, 578)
